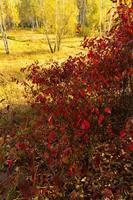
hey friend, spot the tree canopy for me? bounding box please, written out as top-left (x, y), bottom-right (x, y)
top-left (0, 0), bottom-right (112, 36)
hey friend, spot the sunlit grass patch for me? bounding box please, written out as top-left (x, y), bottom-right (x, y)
top-left (0, 30), bottom-right (84, 73)
top-left (0, 29), bottom-right (86, 108)
top-left (0, 82), bottom-right (26, 109)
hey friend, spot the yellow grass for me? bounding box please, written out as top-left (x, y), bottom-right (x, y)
top-left (0, 29), bottom-right (86, 108)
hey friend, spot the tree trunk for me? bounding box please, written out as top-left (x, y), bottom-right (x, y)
top-left (0, 23), bottom-right (9, 54)
top-left (44, 26), bottom-right (54, 53)
top-left (0, 4), bottom-right (9, 54)
top-left (77, 0), bottom-right (87, 25)
top-left (55, 0), bottom-right (59, 52)
top-left (35, 17), bottom-right (39, 29)
top-left (44, 0), bottom-right (69, 53)
top-left (77, 0), bottom-right (87, 35)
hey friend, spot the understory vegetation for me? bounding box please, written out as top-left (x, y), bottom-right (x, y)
top-left (0, 0), bottom-right (133, 200)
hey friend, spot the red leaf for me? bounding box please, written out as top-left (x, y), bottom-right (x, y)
top-left (16, 142), bottom-right (26, 151)
top-left (104, 107), bottom-right (111, 114)
top-left (7, 159), bottom-right (13, 168)
top-left (119, 130), bottom-right (126, 138)
top-left (93, 59), bottom-right (99, 65)
top-left (69, 162), bottom-right (77, 176)
top-left (87, 85), bottom-right (92, 93)
top-left (83, 135), bottom-right (89, 142)
top-left (50, 148), bottom-right (57, 157)
top-left (128, 142), bottom-right (133, 151)
top-left (98, 115), bottom-right (105, 126)
top-left (81, 120), bottom-right (90, 130)
top-left (48, 132), bottom-right (56, 143)
top-left (91, 107), bottom-right (99, 115)
top-left (87, 50), bottom-right (94, 59)
top-left (82, 79), bottom-right (86, 84)
top-left (95, 108), bottom-right (100, 115)
top-left (80, 89), bottom-right (85, 97)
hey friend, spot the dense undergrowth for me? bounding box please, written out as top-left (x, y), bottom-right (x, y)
top-left (0, 1), bottom-right (133, 199)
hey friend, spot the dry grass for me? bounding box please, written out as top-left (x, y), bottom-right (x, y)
top-left (0, 29), bottom-right (84, 73)
top-left (0, 29), bottom-right (86, 108)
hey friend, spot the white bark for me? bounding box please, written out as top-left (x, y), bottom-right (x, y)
top-left (0, 3), bottom-right (9, 54)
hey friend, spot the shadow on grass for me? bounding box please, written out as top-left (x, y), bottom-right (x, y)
top-left (0, 104), bottom-right (35, 136)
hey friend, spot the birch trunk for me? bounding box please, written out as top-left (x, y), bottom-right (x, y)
top-left (0, 4), bottom-right (9, 54)
top-left (44, 25), bottom-right (54, 53)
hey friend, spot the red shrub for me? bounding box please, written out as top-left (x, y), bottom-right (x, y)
top-left (1, 1), bottom-right (133, 199)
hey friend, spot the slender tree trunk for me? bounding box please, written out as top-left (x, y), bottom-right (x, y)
top-left (0, 4), bottom-right (9, 54)
top-left (43, 0), bottom-right (54, 53)
top-left (55, 0), bottom-right (59, 52)
top-left (56, 34), bottom-right (61, 51)
top-left (99, 0), bottom-right (103, 36)
top-left (44, 25), bottom-right (54, 53)
top-left (44, 0), bottom-right (67, 53)
top-left (55, 0), bottom-right (71, 52)
top-left (35, 17), bottom-right (39, 29)
top-left (31, 18), bottom-right (35, 30)
top-left (77, 0), bottom-right (86, 25)
top-left (77, 0), bottom-right (87, 36)
top-left (0, 23), bottom-right (9, 54)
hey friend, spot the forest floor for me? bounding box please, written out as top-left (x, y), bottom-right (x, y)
top-left (0, 29), bottom-right (85, 108)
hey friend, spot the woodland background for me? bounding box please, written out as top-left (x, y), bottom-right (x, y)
top-left (0, 0), bottom-right (113, 106)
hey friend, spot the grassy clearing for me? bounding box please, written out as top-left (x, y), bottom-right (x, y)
top-left (0, 29), bottom-right (86, 107)
top-left (0, 29), bottom-right (85, 74)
